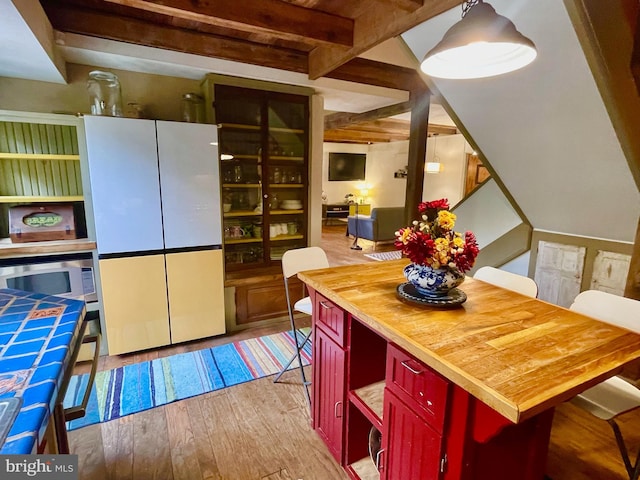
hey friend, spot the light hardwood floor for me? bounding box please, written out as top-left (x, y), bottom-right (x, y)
top-left (69, 225), bottom-right (640, 479)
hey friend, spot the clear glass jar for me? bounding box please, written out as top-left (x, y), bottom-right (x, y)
top-left (181, 93), bottom-right (204, 123)
top-left (87, 71), bottom-right (123, 116)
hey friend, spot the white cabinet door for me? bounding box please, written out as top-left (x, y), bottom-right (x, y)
top-left (156, 121), bottom-right (222, 248)
top-left (84, 116), bottom-right (164, 254)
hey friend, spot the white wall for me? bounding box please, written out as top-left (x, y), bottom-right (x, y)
top-left (366, 141), bottom-right (410, 207)
top-left (500, 252), bottom-right (531, 277)
top-left (422, 134), bottom-right (470, 206)
top-left (453, 179), bottom-right (522, 249)
top-left (322, 135), bottom-right (471, 209)
top-left (322, 142), bottom-right (409, 207)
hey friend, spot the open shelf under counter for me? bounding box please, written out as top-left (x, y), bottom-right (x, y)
top-left (348, 457), bottom-right (380, 480)
top-left (350, 381), bottom-right (385, 427)
top-left (0, 237), bottom-right (96, 258)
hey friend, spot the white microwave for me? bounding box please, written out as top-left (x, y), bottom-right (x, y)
top-left (0, 254), bottom-right (97, 303)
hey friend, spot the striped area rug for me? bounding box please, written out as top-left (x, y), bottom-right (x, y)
top-left (63, 329), bottom-right (311, 430)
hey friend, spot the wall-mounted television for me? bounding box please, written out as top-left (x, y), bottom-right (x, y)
top-left (328, 153), bottom-right (366, 181)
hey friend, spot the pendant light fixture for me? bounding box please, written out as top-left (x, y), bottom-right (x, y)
top-left (420, 0), bottom-right (537, 79)
top-left (426, 134), bottom-right (442, 174)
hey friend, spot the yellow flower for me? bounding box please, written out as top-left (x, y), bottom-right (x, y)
top-left (437, 210), bottom-right (456, 230)
top-left (453, 236), bottom-right (465, 248)
top-left (396, 228), bottom-right (412, 245)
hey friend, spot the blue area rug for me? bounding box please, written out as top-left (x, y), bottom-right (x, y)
top-left (63, 329), bottom-right (311, 430)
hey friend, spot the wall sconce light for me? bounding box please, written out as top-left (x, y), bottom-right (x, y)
top-left (220, 153), bottom-right (234, 160)
top-left (420, 0), bottom-right (537, 79)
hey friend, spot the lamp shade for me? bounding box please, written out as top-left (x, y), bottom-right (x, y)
top-left (420, 1), bottom-right (537, 79)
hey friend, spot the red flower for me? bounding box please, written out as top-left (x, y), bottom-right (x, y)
top-left (401, 231), bottom-right (435, 265)
top-left (454, 231), bottom-right (480, 272)
top-left (418, 198), bottom-right (450, 213)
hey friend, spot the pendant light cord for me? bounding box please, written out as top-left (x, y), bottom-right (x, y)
top-left (461, 0), bottom-right (481, 18)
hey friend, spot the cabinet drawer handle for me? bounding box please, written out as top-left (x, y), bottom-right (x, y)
top-left (334, 401), bottom-right (343, 418)
top-left (375, 448), bottom-right (385, 471)
top-left (319, 301), bottom-right (331, 310)
top-left (401, 360), bottom-right (424, 375)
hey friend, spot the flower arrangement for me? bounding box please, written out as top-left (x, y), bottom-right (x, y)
top-left (394, 199), bottom-right (479, 273)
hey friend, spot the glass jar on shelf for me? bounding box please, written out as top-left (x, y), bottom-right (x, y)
top-left (181, 93), bottom-right (204, 123)
top-left (87, 71), bottom-right (123, 117)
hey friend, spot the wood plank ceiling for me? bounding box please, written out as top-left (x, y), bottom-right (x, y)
top-left (39, 0), bottom-right (463, 143)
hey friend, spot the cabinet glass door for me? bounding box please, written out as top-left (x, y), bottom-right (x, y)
top-left (217, 88), bottom-right (264, 268)
top-left (215, 85), bottom-right (308, 271)
top-left (265, 97), bottom-right (308, 261)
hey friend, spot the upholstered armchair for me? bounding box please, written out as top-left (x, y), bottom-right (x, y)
top-left (347, 207), bottom-right (405, 247)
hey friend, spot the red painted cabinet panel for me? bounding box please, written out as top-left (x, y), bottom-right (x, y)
top-left (382, 389), bottom-right (445, 480)
top-left (386, 343), bottom-right (449, 434)
top-left (315, 294), bottom-right (347, 346)
top-left (313, 327), bottom-right (347, 463)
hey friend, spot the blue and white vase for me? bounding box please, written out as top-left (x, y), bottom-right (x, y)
top-left (403, 263), bottom-right (465, 298)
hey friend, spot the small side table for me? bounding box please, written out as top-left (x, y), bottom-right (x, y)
top-left (349, 204), bottom-right (371, 216)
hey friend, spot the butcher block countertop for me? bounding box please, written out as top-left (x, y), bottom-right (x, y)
top-left (298, 259), bottom-right (640, 424)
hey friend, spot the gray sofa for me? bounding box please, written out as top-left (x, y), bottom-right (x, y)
top-left (347, 207), bottom-right (405, 246)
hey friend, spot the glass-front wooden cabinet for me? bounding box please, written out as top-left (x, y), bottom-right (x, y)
top-left (213, 83), bottom-right (309, 271)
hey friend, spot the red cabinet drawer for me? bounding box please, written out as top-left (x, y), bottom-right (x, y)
top-left (314, 294), bottom-right (347, 347)
top-left (386, 343), bottom-right (449, 433)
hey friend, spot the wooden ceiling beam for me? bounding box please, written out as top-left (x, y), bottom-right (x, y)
top-left (324, 129), bottom-right (408, 143)
top-left (324, 121), bottom-right (458, 144)
top-left (46, 5), bottom-right (310, 72)
top-left (308, 0), bottom-right (462, 79)
top-left (103, 0), bottom-right (354, 48)
top-left (47, 4), bottom-right (425, 93)
top-left (385, 0), bottom-right (425, 13)
top-left (325, 100), bottom-right (412, 129)
top-left (327, 58), bottom-right (425, 92)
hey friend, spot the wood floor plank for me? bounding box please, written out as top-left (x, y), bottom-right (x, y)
top-left (132, 407), bottom-right (174, 479)
top-left (183, 396), bottom-right (223, 480)
top-left (165, 401), bottom-right (204, 480)
top-left (68, 424), bottom-right (107, 480)
top-left (106, 418), bottom-right (133, 479)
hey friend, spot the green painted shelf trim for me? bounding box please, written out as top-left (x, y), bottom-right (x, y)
top-left (0, 153), bottom-right (80, 161)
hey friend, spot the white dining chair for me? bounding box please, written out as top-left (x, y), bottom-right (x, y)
top-left (569, 290), bottom-right (640, 480)
top-left (273, 246), bottom-right (330, 408)
top-left (473, 266), bottom-right (538, 298)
